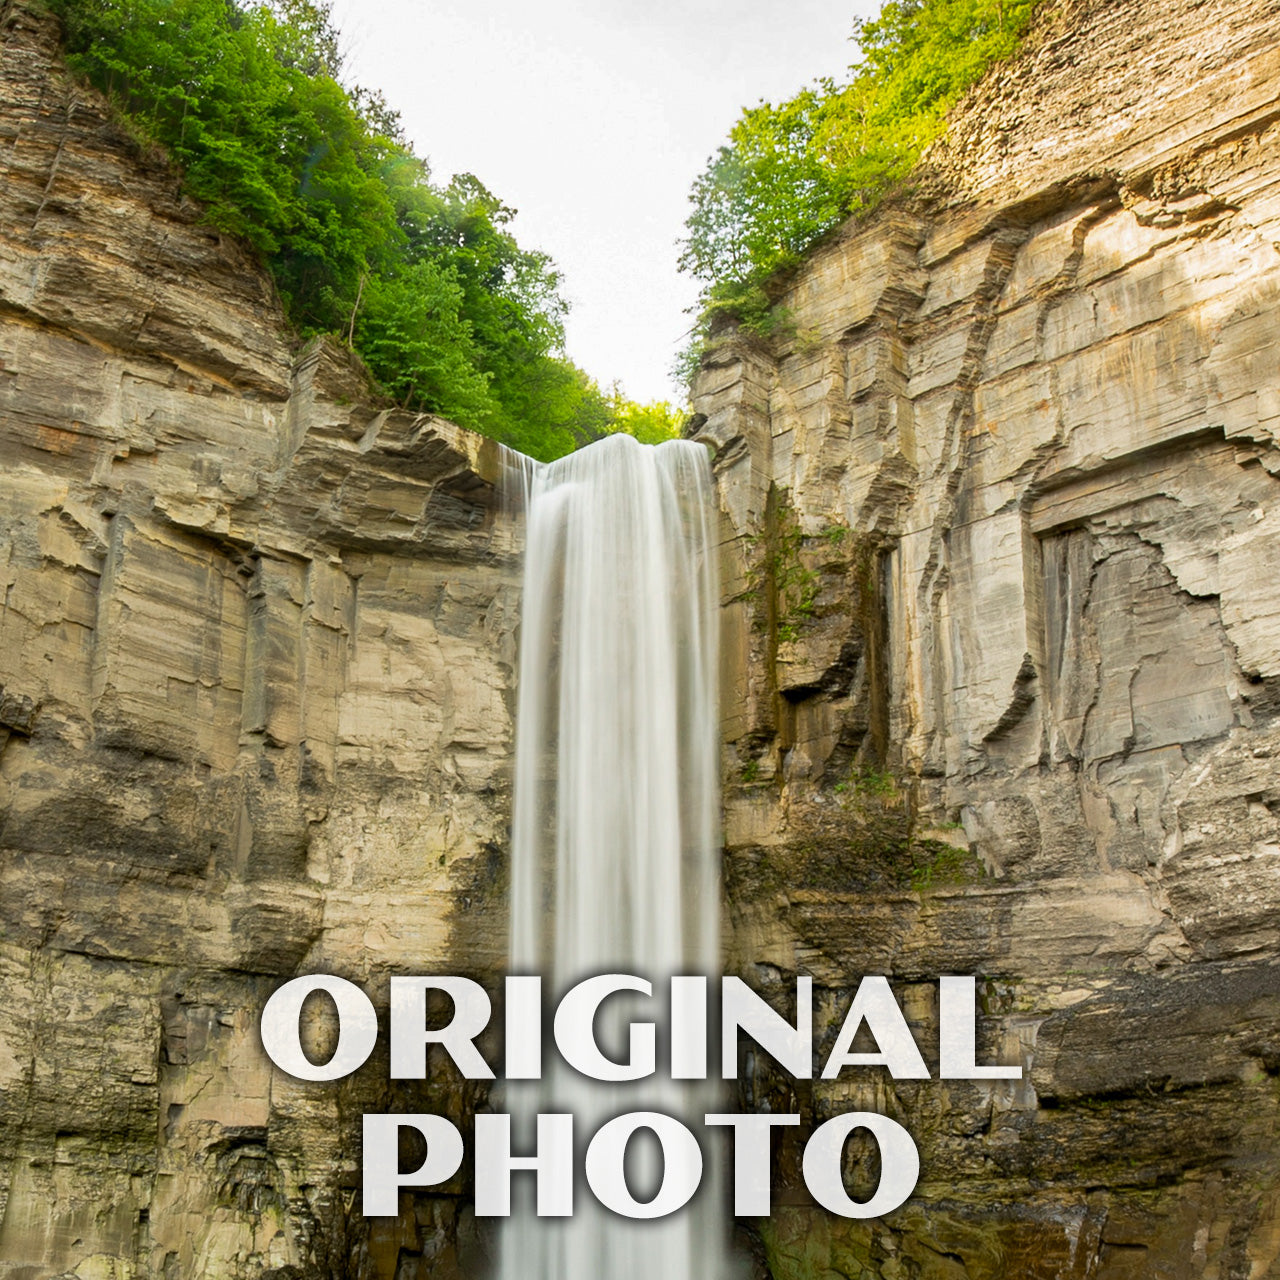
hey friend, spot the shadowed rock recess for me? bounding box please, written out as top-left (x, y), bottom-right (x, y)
top-left (0, 0), bottom-right (1277, 1275)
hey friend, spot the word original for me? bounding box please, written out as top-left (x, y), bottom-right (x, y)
top-left (260, 973), bottom-right (1022, 1084)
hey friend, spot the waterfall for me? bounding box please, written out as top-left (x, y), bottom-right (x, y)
top-left (500, 431), bottom-right (727, 1280)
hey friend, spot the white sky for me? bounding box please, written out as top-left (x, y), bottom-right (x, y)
top-left (326, 0), bottom-right (878, 405)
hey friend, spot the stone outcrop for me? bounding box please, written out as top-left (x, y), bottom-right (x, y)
top-left (0, 3), bottom-right (515, 1274)
top-left (693, 0), bottom-right (1280, 1274)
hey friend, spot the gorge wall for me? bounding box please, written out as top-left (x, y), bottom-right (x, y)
top-left (0, 0), bottom-right (1278, 1276)
top-left (692, 0), bottom-right (1280, 1274)
top-left (0, 3), bottom-right (515, 1274)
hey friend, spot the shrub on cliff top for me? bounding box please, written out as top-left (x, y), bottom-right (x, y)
top-left (49, 0), bottom-right (670, 461)
top-left (679, 0), bottom-right (1042, 356)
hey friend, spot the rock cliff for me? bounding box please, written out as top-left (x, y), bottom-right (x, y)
top-left (693, 0), bottom-right (1280, 1273)
top-left (1, 0), bottom-right (1278, 1276)
top-left (0, 3), bottom-right (515, 1274)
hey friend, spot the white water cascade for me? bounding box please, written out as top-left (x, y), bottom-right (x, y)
top-left (500, 432), bottom-right (728, 1280)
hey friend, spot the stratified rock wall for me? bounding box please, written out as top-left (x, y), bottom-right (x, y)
top-left (0, 3), bottom-right (513, 1275)
top-left (694, 0), bottom-right (1280, 1273)
top-left (3, 0), bottom-right (1280, 1274)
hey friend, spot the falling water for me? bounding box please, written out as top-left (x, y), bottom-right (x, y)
top-left (500, 431), bottom-right (726, 1280)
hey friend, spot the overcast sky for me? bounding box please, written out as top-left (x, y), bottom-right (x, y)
top-left (326, 0), bottom-right (878, 405)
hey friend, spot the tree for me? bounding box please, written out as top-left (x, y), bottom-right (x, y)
top-left (679, 0), bottom-right (1041, 346)
top-left (603, 395), bottom-right (684, 446)
top-left (52, 0), bottom-right (605, 461)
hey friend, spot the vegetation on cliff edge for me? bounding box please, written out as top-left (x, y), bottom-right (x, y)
top-left (678, 0), bottom-right (1042, 367)
top-left (49, 0), bottom-right (680, 461)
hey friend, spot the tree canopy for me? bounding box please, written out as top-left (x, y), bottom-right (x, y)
top-left (679, 0), bottom-right (1041, 354)
top-left (50, 0), bottom-right (676, 461)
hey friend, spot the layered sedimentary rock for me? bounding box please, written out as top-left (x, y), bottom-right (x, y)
top-left (693, 0), bottom-right (1280, 1273)
top-left (3, 0), bottom-right (1280, 1274)
top-left (0, 4), bottom-right (514, 1274)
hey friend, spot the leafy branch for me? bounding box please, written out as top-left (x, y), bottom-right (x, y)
top-left (677, 0), bottom-right (1043, 379)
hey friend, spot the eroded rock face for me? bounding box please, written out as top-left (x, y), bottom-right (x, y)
top-left (693, 0), bottom-right (1280, 1273)
top-left (0, 4), bottom-right (514, 1275)
top-left (4, 0), bottom-right (1280, 1273)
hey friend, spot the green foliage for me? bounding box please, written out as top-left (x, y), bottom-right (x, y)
top-left (602, 395), bottom-right (684, 446)
top-left (49, 0), bottom-right (615, 462)
top-left (353, 259), bottom-right (496, 423)
top-left (747, 498), bottom-right (844, 645)
top-left (833, 766), bottom-right (898, 800)
top-left (907, 838), bottom-right (984, 890)
top-left (679, 0), bottom-right (1041, 368)
top-left (680, 88), bottom-right (846, 294)
top-left (528, 375), bottom-right (686, 455)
